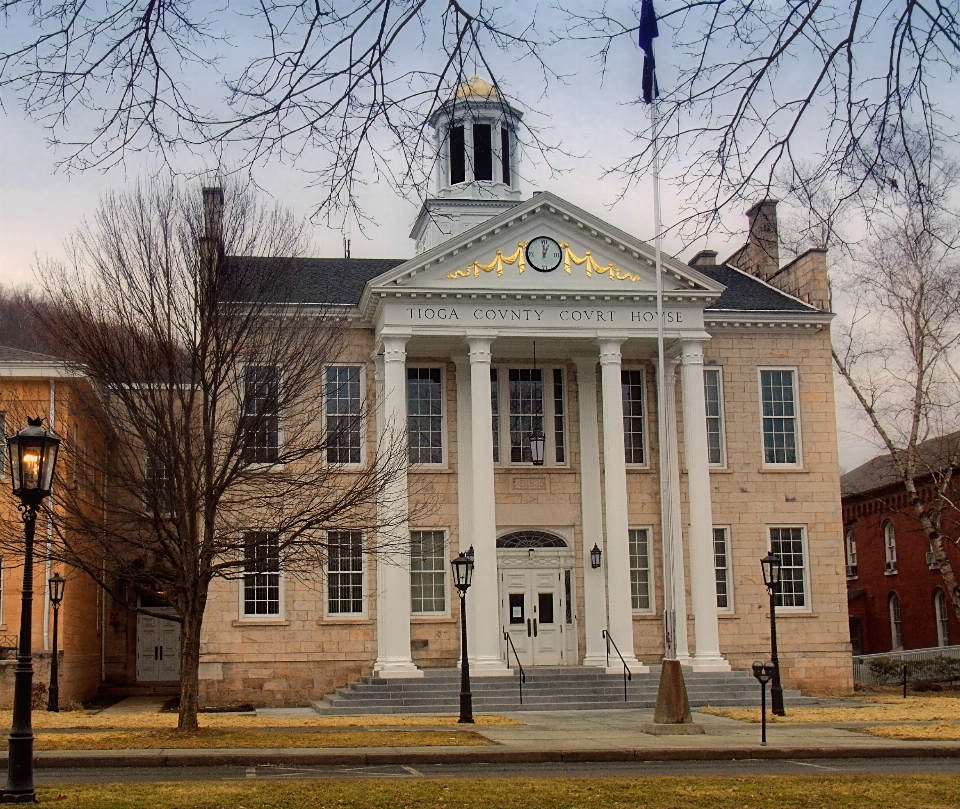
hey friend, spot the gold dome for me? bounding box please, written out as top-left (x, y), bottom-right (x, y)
top-left (454, 76), bottom-right (499, 101)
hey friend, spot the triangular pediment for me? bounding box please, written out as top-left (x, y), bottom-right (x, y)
top-left (360, 193), bottom-right (723, 314)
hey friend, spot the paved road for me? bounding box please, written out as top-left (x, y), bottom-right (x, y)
top-left (35, 757), bottom-right (960, 785)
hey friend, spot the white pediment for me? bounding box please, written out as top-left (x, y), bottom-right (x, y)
top-left (362, 193), bottom-right (723, 305)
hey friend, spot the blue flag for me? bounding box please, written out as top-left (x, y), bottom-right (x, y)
top-left (638, 0), bottom-right (659, 104)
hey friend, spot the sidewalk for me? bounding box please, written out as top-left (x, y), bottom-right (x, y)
top-left (8, 705), bottom-right (960, 769)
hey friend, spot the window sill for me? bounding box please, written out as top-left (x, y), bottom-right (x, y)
top-left (632, 611), bottom-right (659, 619)
top-left (409, 466), bottom-right (453, 474)
top-left (884, 569), bottom-right (899, 577)
top-left (232, 619), bottom-right (289, 627)
top-left (717, 612), bottom-right (738, 618)
top-left (317, 616), bottom-right (371, 624)
top-left (775, 610), bottom-right (816, 617)
top-left (411, 614), bottom-right (455, 623)
top-left (758, 465), bottom-right (807, 473)
top-left (625, 466), bottom-right (655, 473)
top-left (243, 462), bottom-right (285, 470)
top-left (707, 467), bottom-right (733, 474)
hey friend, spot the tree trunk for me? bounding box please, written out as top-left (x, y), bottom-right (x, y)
top-left (177, 598), bottom-right (206, 732)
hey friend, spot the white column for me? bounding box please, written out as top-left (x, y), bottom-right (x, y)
top-left (680, 339), bottom-right (730, 671)
top-left (658, 357), bottom-right (691, 662)
top-left (573, 357), bottom-right (609, 667)
top-left (373, 335), bottom-right (421, 678)
top-left (466, 335), bottom-right (510, 673)
top-left (453, 355), bottom-right (475, 664)
top-left (598, 339), bottom-right (645, 671)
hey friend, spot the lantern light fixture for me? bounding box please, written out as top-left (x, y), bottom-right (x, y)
top-left (761, 552), bottom-right (782, 591)
top-left (590, 543), bottom-right (602, 569)
top-left (7, 417), bottom-right (61, 507)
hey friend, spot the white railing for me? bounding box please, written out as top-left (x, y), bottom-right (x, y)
top-left (852, 645), bottom-right (960, 686)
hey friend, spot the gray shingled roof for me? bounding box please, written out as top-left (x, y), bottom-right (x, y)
top-left (0, 346), bottom-right (61, 364)
top-left (230, 255), bottom-right (817, 313)
top-left (695, 263), bottom-right (820, 313)
top-left (840, 431), bottom-right (960, 497)
top-left (227, 257), bottom-right (406, 305)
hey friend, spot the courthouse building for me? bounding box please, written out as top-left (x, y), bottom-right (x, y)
top-left (106, 78), bottom-right (853, 704)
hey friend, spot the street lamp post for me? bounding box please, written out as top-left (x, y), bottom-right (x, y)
top-left (760, 552), bottom-right (786, 716)
top-left (751, 660), bottom-right (776, 745)
top-left (47, 574), bottom-right (66, 712)
top-left (451, 549), bottom-right (475, 724)
top-left (3, 417), bottom-right (60, 803)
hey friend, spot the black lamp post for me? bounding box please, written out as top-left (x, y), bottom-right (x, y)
top-left (451, 549), bottom-right (475, 724)
top-left (47, 574), bottom-right (65, 712)
top-left (760, 552), bottom-right (786, 716)
top-left (4, 417), bottom-right (60, 803)
top-left (751, 660), bottom-right (777, 745)
top-left (590, 543), bottom-right (602, 569)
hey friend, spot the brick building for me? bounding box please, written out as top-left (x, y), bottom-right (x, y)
top-left (842, 433), bottom-right (960, 655)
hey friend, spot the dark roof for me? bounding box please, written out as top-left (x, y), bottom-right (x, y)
top-left (841, 431), bottom-right (960, 497)
top-left (695, 263), bottom-right (820, 313)
top-left (226, 257), bottom-right (406, 305)
top-left (0, 345), bottom-right (61, 364)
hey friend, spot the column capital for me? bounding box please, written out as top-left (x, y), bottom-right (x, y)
top-left (381, 333), bottom-right (409, 364)
top-left (680, 339), bottom-right (705, 366)
top-left (467, 334), bottom-right (495, 363)
top-left (597, 337), bottom-right (626, 366)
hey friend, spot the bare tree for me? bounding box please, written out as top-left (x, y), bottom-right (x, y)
top-left (1, 176), bottom-right (409, 731)
top-left (832, 180), bottom-right (960, 620)
top-left (0, 285), bottom-right (52, 353)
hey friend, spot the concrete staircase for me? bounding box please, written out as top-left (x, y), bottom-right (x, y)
top-left (311, 666), bottom-right (818, 715)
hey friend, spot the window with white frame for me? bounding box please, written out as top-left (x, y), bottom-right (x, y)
top-left (935, 590), bottom-right (950, 647)
top-left (759, 369), bottom-right (800, 465)
top-left (622, 369), bottom-right (647, 465)
top-left (629, 528), bottom-right (652, 611)
top-left (326, 366), bottom-right (362, 464)
top-left (490, 367), bottom-right (566, 465)
top-left (411, 530), bottom-right (446, 614)
top-left (713, 527), bottom-right (732, 611)
top-left (703, 368), bottom-right (726, 465)
top-left (242, 532), bottom-right (280, 616)
top-left (889, 592), bottom-right (903, 649)
top-left (327, 531), bottom-right (364, 615)
top-left (143, 451), bottom-right (172, 516)
top-left (407, 368), bottom-right (443, 464)
top-left (883, 521), bottom-right (897, 572)
top-left (769, 526), bottom-right (808, 609)
top-left (242, 365), bottom-right (281, 464)
top-left (845, 529), bottom-right (858, 578)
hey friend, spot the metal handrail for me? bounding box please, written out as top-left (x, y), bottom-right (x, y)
top-left (602, 629), bottom-right (632, 702)
top-left (503, 629), bottom-right (526, 705)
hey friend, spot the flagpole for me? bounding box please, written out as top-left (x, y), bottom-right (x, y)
top-left (651, 99), bottom-right (676, 662)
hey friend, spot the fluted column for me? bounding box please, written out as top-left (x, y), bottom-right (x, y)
top-left (598, 339), bottom-right (645, 671)
top-left (466, 335), bottom-right (509, 673)
top-left (373, 334), bottom-right (421, 677)
top-left (680, 339), bottom-right (730, 671)
top-left (658, 356), bottom-right (691, 662)
top-left (573, 357), bottom-right (609, 667)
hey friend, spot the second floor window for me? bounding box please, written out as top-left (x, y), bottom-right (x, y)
top-left (760, 369), bottom-right (799, 465)
top-left (407, 368), bottom-right (443, 464)
top-left (845, 530), bottom-right (858, 577)
top-left (703, 368), bottom-right (726, 465)
top-left (884, 521), bottom-right (897, 572)
top-left (622, 369), bottom-right (647, 465)
top-left (243, 532), bottom-right (280, 616)
top-left (326, 366), bottom-right (362, 464)
top-left (243, 365), bottom-right (280, 464)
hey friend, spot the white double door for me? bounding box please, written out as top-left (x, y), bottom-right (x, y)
top-left (500, 566), bottom-right (569, 666)
top-left (136, 613), bottom-right (181, 682)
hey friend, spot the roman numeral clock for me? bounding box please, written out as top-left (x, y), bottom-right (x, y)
top-left (526, 236), bottom-right (563, 272)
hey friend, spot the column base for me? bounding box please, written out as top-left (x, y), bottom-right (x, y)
top-left (605, 657), bottom-right (649, 675)
top-left (373, 660), bottom-right (423, 679)
top-left (467, 656), bottom-right (514, 676)
top-left (581, 655), bottom-right (610, 669)
top-left (689, 655), bottom-right (731, 673)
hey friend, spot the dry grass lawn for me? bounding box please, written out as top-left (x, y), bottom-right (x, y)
top-left (699, 694), bottom-right (960, 724)
top-left (860, 722), bottom-right (960, 741)
top-left (0, 710), bottom-right (519, 731)
top-left (24, 728), bottom-right (491, 751)
top-left (37, 775), bottom-right (960, 809)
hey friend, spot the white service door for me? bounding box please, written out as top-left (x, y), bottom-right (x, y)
top-left (136, 613), bottom-right (181, 682)
top-left (500, 569), bottom-right (564, 666)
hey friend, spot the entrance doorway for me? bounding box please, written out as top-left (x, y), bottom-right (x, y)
top-left (136, 598), bottom-right (181, 682)
top-left (497, 530), bottom-right (577, 667)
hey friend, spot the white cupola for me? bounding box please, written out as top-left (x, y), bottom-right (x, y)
top-left (411, 77), bottom-right (524, 254)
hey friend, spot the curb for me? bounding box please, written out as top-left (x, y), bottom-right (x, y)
top-left (8, 744), bottom-right (960, 769)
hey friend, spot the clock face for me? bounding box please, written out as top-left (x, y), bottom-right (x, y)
top-left (525, 236), bottom-right (563, 273)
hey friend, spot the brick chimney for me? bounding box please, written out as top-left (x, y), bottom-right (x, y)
top-left (725, 199), bottom-right (780, 281)
top-left (688, 249), bottom-right (718, 268)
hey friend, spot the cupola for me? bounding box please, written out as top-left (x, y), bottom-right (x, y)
top-left (411, 76), bottom-right (524, 254)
